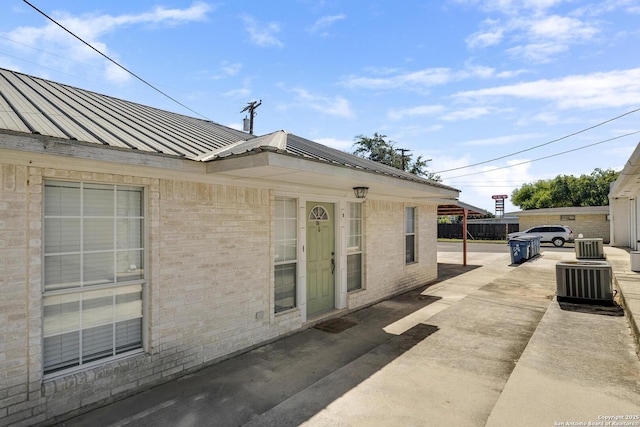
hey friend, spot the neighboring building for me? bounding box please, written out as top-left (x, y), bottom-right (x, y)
top-left (509, 206), bottom-right (610, 243)
top-left (609, 143), bottom-right (640, 249)
top-left (0, 68), bottom-right (459, 425)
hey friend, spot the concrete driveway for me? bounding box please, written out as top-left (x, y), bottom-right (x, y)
top-left (60, 247), bottom-right (640, 427)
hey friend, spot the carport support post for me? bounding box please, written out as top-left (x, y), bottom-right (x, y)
top-left (463, 208), bottom-right (468, 266)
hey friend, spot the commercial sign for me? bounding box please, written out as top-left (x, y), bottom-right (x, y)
top-left (492, 195), bottom-right (508, 200)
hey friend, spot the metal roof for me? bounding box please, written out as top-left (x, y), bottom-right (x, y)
top-left (0, 68), bottom-right (252, 159)
top-left (437, 201), bottom-right (490, 216)
top-left (200, 130), bottom-right (458, 191)
top-left (0, 67), bottom-right (458, 193)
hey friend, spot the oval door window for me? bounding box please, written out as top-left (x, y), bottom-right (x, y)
top-left (308, 205), bottom-right (330, 222)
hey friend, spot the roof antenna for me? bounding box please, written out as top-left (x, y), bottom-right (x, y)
top-left (241, 100), bottom-right (262, 135)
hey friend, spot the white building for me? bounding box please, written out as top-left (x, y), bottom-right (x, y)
top-left (0, 68), bottom-right (459, 425)
top-left (609, 142), bottom-right (640, 249)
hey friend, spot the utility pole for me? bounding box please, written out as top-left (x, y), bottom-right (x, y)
top-left (241, 100), bottom-right (262, 135)
top-left (398, 148), bottom-right (410, 171)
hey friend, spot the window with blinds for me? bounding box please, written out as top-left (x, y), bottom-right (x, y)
top-left (274, 197), bottom-right (297, 313)
top-left (43, 181), bottom-right (144, 375)
top-left (347, 202), bottom-right (363, 292)
top-left (405, 207), bottom-right (416, 264)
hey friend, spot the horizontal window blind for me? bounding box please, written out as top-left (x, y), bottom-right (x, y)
top-left (275, 197), bottom-right (297, 313)
top-left (43, 181), bottom-right (144, 375)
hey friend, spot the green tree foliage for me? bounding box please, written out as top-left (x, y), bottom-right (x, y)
top-left (352, 133), bottom-right (440, 181)
top-left (511, 168), bottom-right (619, 209)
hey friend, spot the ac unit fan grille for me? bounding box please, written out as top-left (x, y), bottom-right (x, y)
top-left (562, 267), bottom-right (606, 299)
top-left (555, 261), bottom-right (612, 303)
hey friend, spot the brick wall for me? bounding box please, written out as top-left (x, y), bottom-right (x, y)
top-left (519, 214), bottom-right (610, 243)
top-left (0, 166), bottom-right (300, 426)
top-left (0, 163), bottom-right (47, 425)
top-left (348, 200), bottom-right (438, 309)
top-left (0, 161), bottom-right (442, 426)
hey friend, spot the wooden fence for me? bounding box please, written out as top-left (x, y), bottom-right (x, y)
top-left (438, 223), bottom-right (519, 240)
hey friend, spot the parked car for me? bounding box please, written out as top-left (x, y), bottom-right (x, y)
top-left (507, 225), bottom-right (574, 247)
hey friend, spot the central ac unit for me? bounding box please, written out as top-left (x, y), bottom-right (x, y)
top-left (555, 260), bottom-right (613, 303)
top-left (575, 238), bottom-right (604, 259)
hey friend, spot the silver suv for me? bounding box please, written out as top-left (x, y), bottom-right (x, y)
top-left (507, 225), bottom-right (574, 247)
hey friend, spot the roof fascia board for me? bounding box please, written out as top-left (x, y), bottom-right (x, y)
top-left (205, 150), bottom-right (459, 199)
top-left (0, 130), bottom-right (204, 173)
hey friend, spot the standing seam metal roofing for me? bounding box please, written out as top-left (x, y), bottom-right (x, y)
top-left (0, 68), bottom-right (253, 159)
top-left (0, 67), bottom-right (458, 192)
top-left (284, 133), bottom-right (455, 189)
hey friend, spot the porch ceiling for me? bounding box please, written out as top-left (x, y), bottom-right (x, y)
top-left (205, 150), bottom-right (459, 201)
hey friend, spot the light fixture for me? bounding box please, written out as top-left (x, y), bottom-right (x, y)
top-left (353, 186), bottom-right (369, 199)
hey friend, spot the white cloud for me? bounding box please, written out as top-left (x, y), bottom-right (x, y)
top-left (223, 87), bottom-right (251, 98)
top-left (206, 61), bottom-right (243, 80)
top-left (2, 2), bottom-right (213, 82)
top-left (573, 0), bottom-right (640, 16)
top-left (468, 0), bottom-right (562, 15)
top-left (307, 14), bottom-right (346, 35)
top-left (463, 65), bottom-right (497, 78)
top-left (440, 107), bottom-right (494, 121)
top-left (453, 68), bottom-right (640, 109)
top-left (240, 15), bottom-right (283, 48)
top-left (341, 67), bottom-right (452, 92)
top-left (495, 69), bottom-right (528, 78)
top-left (466, 19), bottom-right (505, 48)
top-left (506, 42), bottom-right (569, 63)
top-left (283, 87), bottom-right (354, 118)
top-left (516, 111), bottom-right (561, 125)
top-left (387, 105), bottom-right (444, 120)
top-left (466, 28), bottom-right (505, 48)
top-left (103, 61), bottom-right (130, 83)
top-left (8, 2), bottom-right (212, 44)
top-left (341, 64), bottom-right (520, 93)
top-left (527, 15), bottom-right (599, 41)
top-left (221, 62), bottom-right (242, 77)
top-left (460, 1), bottom-right (603, 63)
top-left (461, 133), bottom-right (543, 146)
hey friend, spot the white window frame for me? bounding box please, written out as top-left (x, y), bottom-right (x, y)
top-left (42, 180), bottom-right (145, 377)
top-left (405, 206), bottom-right (417, 264)
top-left (347, 202), bottom-right (363, 292)
top-left (274, 196), bottom-right (298, 313)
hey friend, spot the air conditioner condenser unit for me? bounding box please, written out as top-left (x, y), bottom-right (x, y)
top-left (574, 238), bottom-right (604, 259)
top-left (555, 260), bottom-right (613, 304)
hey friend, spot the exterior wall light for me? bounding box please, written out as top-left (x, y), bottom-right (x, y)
top-left (353, 186), bottom-right (369, 199)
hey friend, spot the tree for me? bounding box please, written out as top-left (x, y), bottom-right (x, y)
top-left (511, 168), bottom-right (619, 210)
top-left (352, 133), bottom-right (440, 181)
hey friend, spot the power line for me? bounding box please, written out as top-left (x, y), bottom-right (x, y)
top-left (434, 107), bottom-right (640, 174)
top-left (442, 130), bottom-right (640, 180)
top-left (22, 0), bottom-right (211, 121)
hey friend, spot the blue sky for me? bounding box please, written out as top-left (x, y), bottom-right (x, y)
top-left (1, 1), bottom-right (639, 212)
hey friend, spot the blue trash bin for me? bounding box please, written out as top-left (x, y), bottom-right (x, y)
top-left (509, 238), bottom-right (530, 264)
top-left (531, 236), bottom-right (541, 257)
top-left (518, 235), bottom-right (541, 258)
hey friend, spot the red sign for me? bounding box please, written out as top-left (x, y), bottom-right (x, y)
top-left (492, 195), bottom-right (508, 200)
